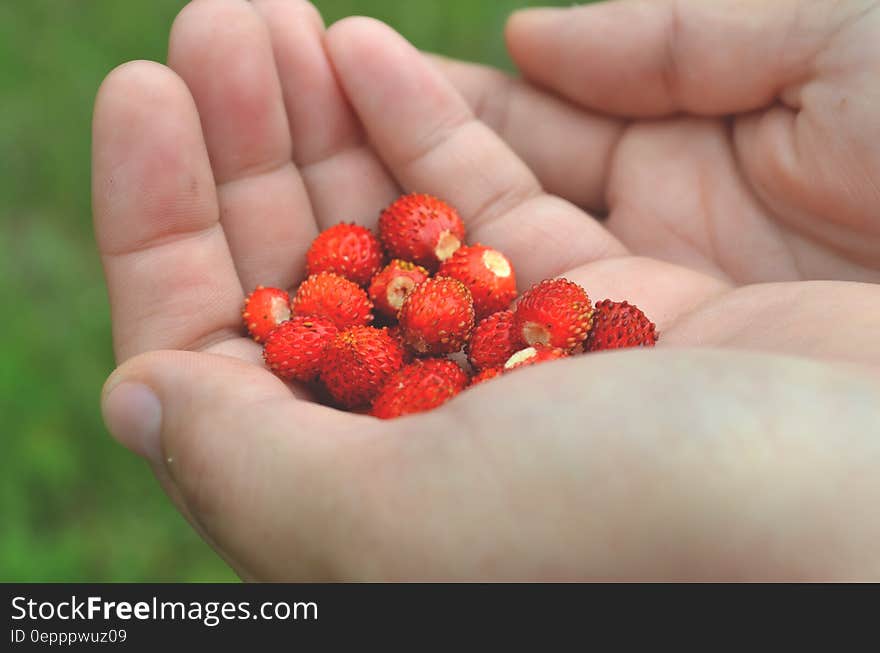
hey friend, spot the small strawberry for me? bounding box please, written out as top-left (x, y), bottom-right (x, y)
top-left (398, 277), bottom-right (475, 355)
top-left (584, 300), bottom-right (659, 351)
top-left (378, 193), bottom-right (465, 270)
top-left (467, 310), bottom-right (522, 372)
top-left (262, 316), bottom-right (338, 382)
top-left (503, 344), bottom-right (568, 371)
top-left (291, 272), bottom-right (373, 331)
top-left (513, 278), bottom-right (593, 351)
top-left (371, 359), bottom-right (469, 419)
top-left (469, 367), bottom-right (502, 387)
top-left (368, 259), bottom-right (430, 319)
top-left (386, 325), bottom-right (414, 363)
top-left (320, 326), bottom-right (405, 409)
top-left (306, 222), bottom-right (384, 286)
top-left (242, 286), bottom-right (291, 343)
top-left (437, 244), bottom-right (517, 320)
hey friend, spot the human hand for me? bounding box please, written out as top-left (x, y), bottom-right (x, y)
top-left (440, 0), bottom-right (880, 285)
top-left (94, 0), bottom-right (880, 580)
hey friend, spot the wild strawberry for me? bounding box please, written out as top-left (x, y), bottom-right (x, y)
top-left (386, 325), bottom-right (414, 363)
top-left (398, 277), bottom-right (474, 355)
top-left (467, 310), bottom-right (522, 371)
top-left (513, 278), bottom-right (593, 351)
top-left (378, 193), bottom-right (465, 270)
top-left (306, 222), bottom-right (384, 286)
top-left (291, 272), bottom-right (373, 330)
top-left (371, 359), bottom-right (469, 419)
top-left (584, 300), bottom-right (659, 351)
top-left (262, 316), bottom-right (337, 382)
top-left (503, 344), bottom-right (568, 371)
top-left (368, 259), bottom-right (430, 319)
top-left (437, 244), bottom-right (517, 320)
top-left (320, 326), bottom-right (405, 409)
top-left (469, 367), bottom-right (502, 387)
top-left (242, 286), bottom-right (291, 343)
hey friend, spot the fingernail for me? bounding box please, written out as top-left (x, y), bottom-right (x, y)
top-left (102, 382), bottom-right (163, 464)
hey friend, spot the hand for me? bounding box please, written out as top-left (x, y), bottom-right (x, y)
top-left (440, 0), bottom-right (880, 285)
top-left (93, 0), bottom-right (880, 580)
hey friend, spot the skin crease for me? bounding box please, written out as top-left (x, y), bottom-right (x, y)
top-left (93, 0), bottom-right (880, 580)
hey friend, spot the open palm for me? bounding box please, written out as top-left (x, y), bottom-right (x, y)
top-left (94, 0), bottom-right (880, 580)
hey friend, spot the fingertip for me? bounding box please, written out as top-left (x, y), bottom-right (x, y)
top-left (92, 59), bottom-right (195, 160)
top-left (94, 60), bottom-right (188, 127)
top-left (327, 13), bottom-right (388, 36)
top-left (504, 6), bottom-right (567, 60)
top-left (253, 0), bottom-right (325, 31)
top-left (325, 15), bottom-right (404, 65)
top-left (505, 6), bottom-right (565, 37)
top-left (102, 379), bottom-right (164, 465)
top-left (325, 16), bottom-right (435, 124)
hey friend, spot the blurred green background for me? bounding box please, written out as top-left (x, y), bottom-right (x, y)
top-left (0, 0), bottom-right (569, 581)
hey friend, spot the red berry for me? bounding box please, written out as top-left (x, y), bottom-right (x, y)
top-left (386, 325), bottom-right (414, 363)
top-left (291, 272), bottom-right (373, 330)
top-left (378, 193), bottom-right (465, 270)
top-left (371, 359), bottom-right (469, 419)
top-left (467, 310), bottom-right (522, 372)
top-left (469, 367), bottom-right (502, 387)
top-left (368, 259), bottom-right (430, 319)
top-left (398, 277), bottom-right (475, 355)
top-left (320, 327), bottom-right (405, 409)
top-left (242, 286), bottom-right (291, 343)
top-left (262, 316), bottom-right (337, 382)
top-left (503, 344), bottom-right (568, 371)
top-left (306, 222), bottom-right (384, 286)
top-left (437, 244), bottom-right (517, 320)
top-left (584, 300), bottom-right (659, 351)
top-left (514, 278), bottom-right (593, 351)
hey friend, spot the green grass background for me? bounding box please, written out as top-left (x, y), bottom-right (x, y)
top-left (0, 0), bottom-right (573, 581)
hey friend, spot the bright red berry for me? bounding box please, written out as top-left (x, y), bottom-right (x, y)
top-left (305, 222), bottom-right (384, 286)
top-left (584, 300), bottom-right (659, 351)
top-left (467, 310), bottom-right (522, 372)
top-left (513, 278), bottom-right (593, 351)
top-left (262, 316), bottom-right (338, 382)
top-left (371, 359), bottom-right (469, 419)
top-left (320, 327), bottom-right (405, 409)
top-left (386, 325), bottom-right (414, 363)
top-left (368, 259), bottom-right (430, 319)
top-left (437, 244), bottom-right (517, 320)
top-left (398, 277), bottom-right (475, 355)
top-left (378, 193), bottom-right (465, 270)
top-left (503, 344), bottom-right (568, 371)
top-left (242, 286), bottom-right (291, 343)
top-left (291, 272), bottom-right (373, 331)
top-left (469, 367), bottom-right (502, 387)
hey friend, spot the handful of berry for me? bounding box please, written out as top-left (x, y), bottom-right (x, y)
top-left (242, 193), bottom-right (658, 419)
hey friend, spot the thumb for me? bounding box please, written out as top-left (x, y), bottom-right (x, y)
top-left (506, 0), bottom-right (855, 117)
top-left (100, 349), bottom-right (382, 580)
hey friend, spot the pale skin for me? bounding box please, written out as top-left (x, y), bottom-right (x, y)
top-left (94, 0), bottom-right (880, 580)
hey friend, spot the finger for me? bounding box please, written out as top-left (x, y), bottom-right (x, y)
top-left (506, 0), bottom-right (854, 117)
top-left (168, 0), bottom-right (317, 290)
top-left (326, 17), bottom-right (626, 287)
top-left (92, 61), bottom-right (244, 362)
top-left (253, 0), bottom-right (400, 229)
top-left (430, 54), bottom-right (625, 213)
top-left (101, 350), bottom-right (386, 581)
